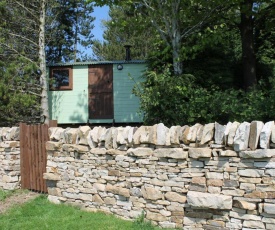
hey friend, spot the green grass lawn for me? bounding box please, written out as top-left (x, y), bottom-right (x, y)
top-left (0, 195), bottom-right (174, 230)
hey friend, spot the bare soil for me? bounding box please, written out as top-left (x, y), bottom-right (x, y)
top-left (0, 190), bottom-right (40, 214)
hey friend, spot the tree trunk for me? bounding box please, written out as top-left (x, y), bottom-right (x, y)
top-left (171, 19), bottom-right (182, 76)
top-left (240, 0), bottom-right (257, 89)
top-left (39, 0), bottom-right (49, 124)
top-left (170, 0), bottom-right (182, 75)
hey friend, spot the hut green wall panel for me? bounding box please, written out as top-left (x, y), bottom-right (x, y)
top-left (113, 63), bottom-right (145, 123)
top-left (48, 62), bottom-right (145, 124)
top-left (48, 66), bottom-right (89, 124)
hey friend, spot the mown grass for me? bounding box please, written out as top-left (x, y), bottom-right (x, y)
top-left (0, 195), bottom-right (174, 230)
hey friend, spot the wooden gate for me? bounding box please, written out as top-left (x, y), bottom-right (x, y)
top-left (20, 121), bottom-right (57, 193)
top-left (88, 64), bottom-right (114, 119)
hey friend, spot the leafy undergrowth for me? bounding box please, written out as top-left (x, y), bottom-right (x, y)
top-left (0, 195), bottom-right (175, 230)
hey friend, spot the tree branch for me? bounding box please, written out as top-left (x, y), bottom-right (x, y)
top-left (7, 32), bottom-right (39, 47)
top-left (13, 1), bottom-right (39, 20)
top-left (0, 43), bottom-right (38, 66)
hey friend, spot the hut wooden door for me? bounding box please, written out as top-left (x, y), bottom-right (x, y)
top-left (88, 65), bottom-right (114, 119)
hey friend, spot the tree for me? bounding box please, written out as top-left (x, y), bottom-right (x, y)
top-left (40, 0), bottom-right (49, 124)
top-left (92, 4), bottom-right (156, 60)
top-left (0, 0), bottom-right (49, 124)
top-left (91, 0), bottom-right (221, 75)
top-left (46, 0), bottom-right (95, 63)
top-left (214, 0), bottom-right (275, 88)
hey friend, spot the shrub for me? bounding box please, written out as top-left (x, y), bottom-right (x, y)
top-left (134, 66), bottom-right (275, 126)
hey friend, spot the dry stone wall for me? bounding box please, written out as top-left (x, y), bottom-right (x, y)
top-left (0, 127), bottom-right (20, 190)
top-left (44, 121), bottom-right (275, 229)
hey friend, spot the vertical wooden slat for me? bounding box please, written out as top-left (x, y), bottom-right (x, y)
top-left (41, 124), bottom-right (46, 193)
top-left (34, 125), bottom-right (38, 191)
top-left (25, 124), bottom-right (29, 189)
top-left (30, 125), bottom-right (35, 190)
top-left (30, 125), bottom-right (34, 190)
top-left (37, 125), bottom-right (41, 191)
top-left (20, 123), bottom-right (25, 189)
top-left (42, 124), bottom-right (48, 193)
top-left (29, 125), bottom-right (32, 190)
top-left (37, 124), bottom-right (42, 192)
top-left (20, 122), bottom-right (52, 193)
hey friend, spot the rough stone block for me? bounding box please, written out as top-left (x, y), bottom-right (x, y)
top-left (90, 148), bottom-right (106, 155)
top-left (149, 123), bottom-right (170, 146)
top-left (187, 191), bottom-right (232, 209)
top-left (187, 123), bottom-right (203, 142)
top-left (233, 122), bottom-right (250, 151)
top-left (240, 149), bottom-right (275, 158)
top-left (139, 126), bottom-right (151, 144)
top-left (206, 172), bottom-right (224, 180)
top-left (264, 203), bottom-right (275, 214)
top-left (227, 121), bottom-right (240, 146)
top-left (200, 123), bottom-right (215, 144)
top-left (260, 121), bottom-right (274, 149)
top-left (43, 173), bottom-right (60, 181)
top-left (189, 148), bottom-right (212, 158)
top-left (78, 126), bottom-right (91, 145)
top-left (146, 211), bottom-right (167, 222)
top-left (105, 127), bottom-right (115, 149)
top-left (46, 141), bottom-right (61, 151)
top-left (254, 161), bottom-right (275, 168)
top-left (238, 169), bottom-right (264, 177)
top-left (154, 148), bottom-right (188, 159)
top-left (229, 211), bottom-right (261, 220)
top-left (165, 192), bottom-right (186, 203)
top-left (220, 150), bottom-right (237, 157)
top-left (141, 186), bottom-right (163, 200)
top-left (169, 126), bottom-right (182, 145)
top-left (127, 147), bottom-right (154, 157)
top-left (0, 141), bottom-right (20, 148)
top-left (233, 200), bottom-right (256, 210)
top-left (249, 121), bottom-right (264, 150)
top-left (214, 122), bottom-right (225, 145)
top-left (64, 128), bottom-right (78, 144)
top-left (243, 220), bottom-right (265, 229)
top-left (105, 184), bottom-right (130, 198)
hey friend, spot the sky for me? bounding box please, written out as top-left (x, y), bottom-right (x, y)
top-left (92, 6), bottom-right (110, 42)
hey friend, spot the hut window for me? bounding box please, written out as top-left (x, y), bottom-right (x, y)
top-left (50, 66), bottom-right (73, 90)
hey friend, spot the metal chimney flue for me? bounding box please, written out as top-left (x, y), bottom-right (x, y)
top-left (124, 45), bottom-right (132, 61)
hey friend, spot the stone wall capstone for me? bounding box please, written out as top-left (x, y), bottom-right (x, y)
top-left (43, 121), bottom-right (275, 229)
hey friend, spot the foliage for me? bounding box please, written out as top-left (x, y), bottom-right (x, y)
top-left (46, 0), bottom-right (95, 63)
top-left (0, 195), bottom-right (173, 230)
top-left (0, 1), bottom-right (44, 126)
top-left (134, 66), bottom-right (275, 126)
top-left (0, 59), bottom-right (41, 126)
top-left (92, 4), bottom-right (156, 61)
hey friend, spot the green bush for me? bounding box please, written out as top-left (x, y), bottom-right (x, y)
top-left (134, 66), bottom-right (275, 126)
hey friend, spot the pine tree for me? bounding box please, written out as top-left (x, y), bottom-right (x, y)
top-left (46, 0), bottom-right (95, 63)
top-left (92, 5), bottom-right (156, 61)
